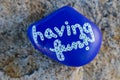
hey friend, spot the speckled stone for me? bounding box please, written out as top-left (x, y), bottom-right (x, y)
top-left (0, 0), bottom-right (120, 80)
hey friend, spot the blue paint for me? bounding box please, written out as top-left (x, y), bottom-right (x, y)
top-left (27, 6), bottom-right (102, 67)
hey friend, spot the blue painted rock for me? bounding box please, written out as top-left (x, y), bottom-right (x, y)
top-left (27, 6), bottom-right (102, 67)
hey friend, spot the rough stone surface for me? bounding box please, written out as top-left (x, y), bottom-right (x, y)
top-left (0, 0), bottom-right (120, 80)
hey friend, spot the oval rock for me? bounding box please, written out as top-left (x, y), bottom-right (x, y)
top-left (27, 6), bottom-right (102, 67)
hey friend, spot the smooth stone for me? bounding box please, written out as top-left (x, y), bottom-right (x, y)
top-left (27, 6), bottom-right (102, 67)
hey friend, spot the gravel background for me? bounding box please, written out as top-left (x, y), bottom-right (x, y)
top-left (0, 0), bottom-right (120, 80)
